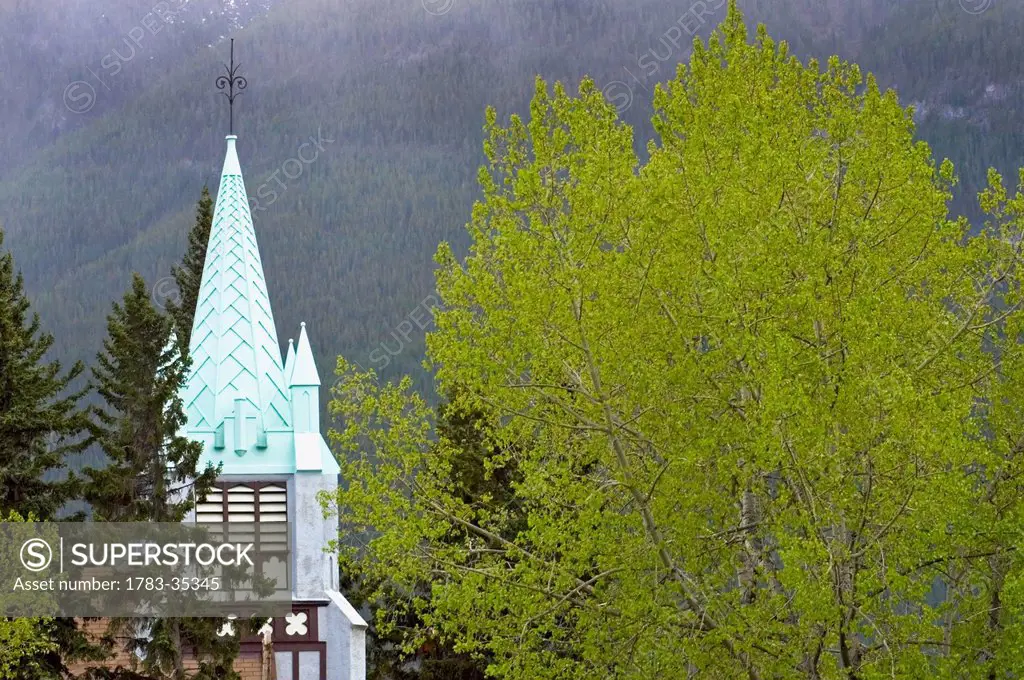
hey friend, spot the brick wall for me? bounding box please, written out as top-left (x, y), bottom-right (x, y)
top-left (65, 618), bottom-right (265, 679)
top-left (233, 651), bottom-right (265, 679)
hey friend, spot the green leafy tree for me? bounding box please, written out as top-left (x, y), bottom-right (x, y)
top-left (0, 616), bottom-right (107, 680)
top-left (0, 618), bottom-right (58, 678)
top-left (167, 186), bottom-right (214, 351)
top-left (82, 273), bottom-right (233, 680)
top-left (0, 516), bottom-right (107, 679)
top-left (328, 4), bottom-right (1024, 678)
top-left (0, 512), bottom-right (58, 678)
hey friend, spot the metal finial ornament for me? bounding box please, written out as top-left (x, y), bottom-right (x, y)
top-left (215, 38), bottom-right (247, 135)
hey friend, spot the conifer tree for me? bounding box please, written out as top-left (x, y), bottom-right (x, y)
top-left (82, 274), bottom-right (236, 680)
top-left (0, 231), bottom-right (105, 678)
top-left (84, 273), bottom-right (215, 522)
top-left (0, 231), bottom-right (87, 519)
top-left (164, 188), bottom-right (243, 680)
top-left (167, 186), bottom-right (213, 351)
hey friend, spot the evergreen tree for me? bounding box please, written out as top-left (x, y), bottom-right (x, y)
top-left (167, 186), bottom-right (213, 352)
top-left (20, 618), bottom-right (112, 680)
top-left (84, 273), bottom-right (214, 522)
top-left (0, 231), bottom-right (87, 519)
top-left (82, 273), bottom-right (235, 680)
top-left (0, 231), bottom-right (106, 678)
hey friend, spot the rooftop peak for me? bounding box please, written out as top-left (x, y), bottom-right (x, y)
top-left (222, 135), bottom-right (241, 176)
top-left (284, 337), bottom-right (296, 385)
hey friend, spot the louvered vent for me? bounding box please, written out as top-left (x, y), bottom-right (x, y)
top-left (193, 482), bottom-right (290, 598)
top-left (195, 483), bottom-right (288, 524)
top-left (226, 485), bottom-right (256, 522)
top-left (258, 484), bottom-right (288, 551)
top-left (196, 488), bottom-right (224, 523)
top-left (258, 485), bottom-right (287, 522)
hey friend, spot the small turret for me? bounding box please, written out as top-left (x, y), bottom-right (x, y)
top-left (289, 322), bottom-right (321, 435)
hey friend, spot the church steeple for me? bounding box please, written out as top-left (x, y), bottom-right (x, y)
top-left (181, 134), bottom-right (295, 472)
top-left (177, 42), bottom-right (361, 680)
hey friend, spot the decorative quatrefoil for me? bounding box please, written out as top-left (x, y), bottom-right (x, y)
top-left (285, 611), bottom-right (308, 636)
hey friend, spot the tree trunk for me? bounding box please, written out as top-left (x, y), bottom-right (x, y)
top-left (261, 623), bottom-right (276, 680)
top-left (169, 619), bottom-right (186, 680)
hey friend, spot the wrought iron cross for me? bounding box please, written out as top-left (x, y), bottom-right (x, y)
top-left (216, 38), bottom-right (247, 135)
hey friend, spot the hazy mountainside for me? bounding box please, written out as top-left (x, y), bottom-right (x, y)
top-left (0, 0), bottom-right (1019, 453)
top-left (0, 0), bottom-right (736, 391)
top-left (0, 0), bottom-right (275, 173)
top-left (857, 2), bottom-right (1024, 203)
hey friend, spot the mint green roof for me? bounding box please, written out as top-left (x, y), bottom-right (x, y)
top-left (180, 135), bottom-right (338, 476)
top-left (184, 135), bottom-right (291, 432)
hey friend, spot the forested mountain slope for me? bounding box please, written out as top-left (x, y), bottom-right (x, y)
top-left (0, 0), bottom-right (274, 171)
top-left (0, 0), bottom-right (1017, 422)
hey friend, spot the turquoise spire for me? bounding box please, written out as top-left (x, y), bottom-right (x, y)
top-left (182, 135), bottom-right (297, 473)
